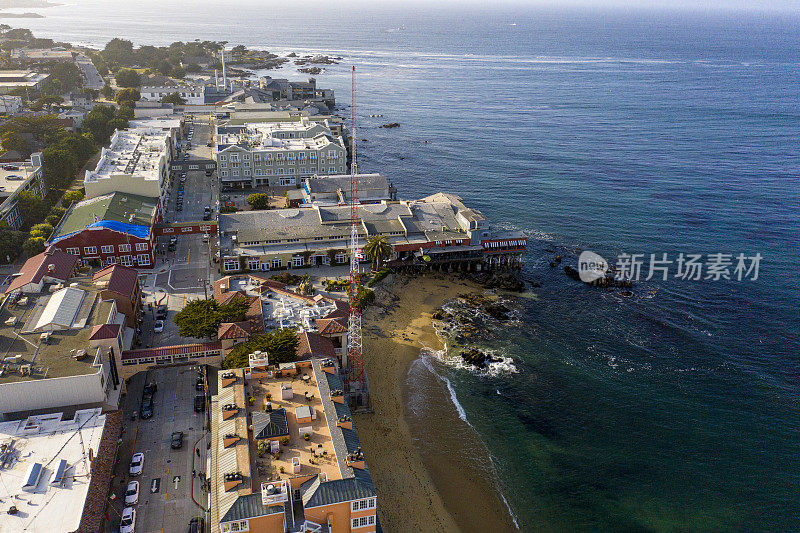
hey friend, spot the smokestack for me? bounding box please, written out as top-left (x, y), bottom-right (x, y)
top-left (215, 69), bottom-right (219, 91)
top-left (221, 48), bottom-right (227, 91)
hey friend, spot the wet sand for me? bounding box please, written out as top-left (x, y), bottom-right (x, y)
top-left (353, 273), bottom-right (518, 533)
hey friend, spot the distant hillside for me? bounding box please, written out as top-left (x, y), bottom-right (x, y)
top-left (0, 0), bottom-right (58, 9)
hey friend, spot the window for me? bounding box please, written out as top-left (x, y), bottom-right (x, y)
top-left (351, 515), bottom-right (376, 528)
top-left (136, 243), bottom-right (148, 251)
top-left (309, 152), bottom-right (317, 160)
top-left (248, 259), bottom-right (260, 270)
top-left (218, 155), bottom-right (226, 162)
top-left (120, 255), bottom-right (133, 266)
top-left (66, 247), bottom-right (79, 255)
top-left (292, 256), bottom-right (303, 267)
top-left (253, 154), bottom-right (261, 162)
top-left (101, 245), bottom-right (114, 254)
top-left (84, 246), bottom-right (97, 255)
top-left (136, 254), bottom-right (150, 266)
top-left (221, 171), bottom-right (229, 178)
top-left (255, 168), bottom-right (263, 176)
top-left (271, 258), bottom-right (282, 269)
top-left (335, 253), bottom-right (347, 264)
top-left (182, 227), bottom-right (192, 232)
top-left (118, 244), bottom-right (131, 252)
top-left (224, 259), bottom-right (239, 272)
top-left (221, 520), bottom-right (249, 533)
top-left (351, 498), bottom-right (377, 511)
top-left (105, 256), bottom-right (117, 265)
top-left (243, 154), bottom-right (250, 161)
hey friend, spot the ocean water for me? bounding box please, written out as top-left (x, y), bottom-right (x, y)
top-left (14, 2), bottom-right (800, 530)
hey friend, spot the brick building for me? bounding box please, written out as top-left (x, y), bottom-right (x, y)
top-left (48, 192), bottom-right (160, 269)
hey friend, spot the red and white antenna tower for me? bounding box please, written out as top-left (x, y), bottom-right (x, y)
top-left (347, 66), bottom-right (365, 390)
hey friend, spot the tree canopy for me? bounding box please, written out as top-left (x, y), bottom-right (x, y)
top-left (173, 297), bottom-right (251, 339)
top-left (161, 92), bottom-right (186, 105)
top-left (365, 235), bottom-right (393, 270)
top-left (115, 68), bottom-right (141, 88)
top-left (114, 88), bottom-right (140, 107)
top-left (246, 193), bottom-right (270, 210)
top-left (222, 329), bottom-right (298, 369)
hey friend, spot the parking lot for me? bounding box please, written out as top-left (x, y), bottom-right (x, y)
top-left (107, 366), bottom-right (210, 533)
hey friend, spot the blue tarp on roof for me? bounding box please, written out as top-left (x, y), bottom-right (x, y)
top-left (51, 220), bottom-right (150, 244)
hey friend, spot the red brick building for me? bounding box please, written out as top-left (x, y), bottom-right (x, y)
top-left (48, 192), bottom-right (160, 269)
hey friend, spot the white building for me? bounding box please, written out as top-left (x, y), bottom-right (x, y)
top-left (84, 127), bottom-right (174, 205)
top-left (0, 94), bottom-right (23, 114)
top-left (0, 152), bottom-right (46, 229)
top-left (214, 117), bottom-right (347, 188)
top-left (0, 408), bottom-right (117, 533)
top-left (140, 85), bottom-right (206, 105)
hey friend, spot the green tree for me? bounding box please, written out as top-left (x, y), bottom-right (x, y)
top-left (173, 297), bottom-right (250, 339)
top-left (156, 60), bottom-right (173, 76)
top-left (222, 329), bottom-right (298, 369)
top-left (28, 223), bottom-right (54, 239)
top-left (0, 223), bottom-right (26, 262)
top-left (61, 189), bottom-right (84, 207)
top-left (184, 63), bottom-right (201, 73)
top-left (1, 131), bottom-right (27, 155)
top-left (15, 191), bottom-right (49, 231)
top-left (81, 105), bottom-right (116, 145)
top-left (246, 193), bottom-right (270, 210)
top-left (42, 145), bottom-right (78, 190)
top-left (161, 92), bottom-right (186, 105)
top-left (113, 87), bottom-right (140, 107)
top-left (364, 235), bottom-right (392, 270)
top-left (101, 84), bottom-right (115, 100)
top-left (115, 68), bottom-right (141, 88)
top-left (103, 38), bottom-right (134, 67)
top-left (171, 65), bottom-right (186, 78)
top-left (23, 236), bottom-right (46, 257)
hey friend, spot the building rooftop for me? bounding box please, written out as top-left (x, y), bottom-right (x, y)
top-left (0, 154), bottom-right (41, 200)
top-left (92, 264), bottom-right (139, 298)
top-left (5, 248), bottom-right (77, 295)
top-left (0, 408), bottom-right (106, 533)
top-left (86, 127), bottom-right (170, 184)
top-left (216, 118), bottom-right (343, 153)
top-left (51, 192), bottom-right (157, 241)
top-left (0, 277), bottom-right (121, 384)
top-left (0, 70), bottom-right (49, 88)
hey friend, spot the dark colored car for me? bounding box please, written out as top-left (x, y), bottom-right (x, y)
top-left (187, 517), bottom-right (204, 533)
top-left (195, 381), bottom-right (204, 393)
top-left (143, 383), bottom-right (157, 395)
top-left (155, 306), bottom-right (168, 320)
top-left (171, 431), bottom-right (184, 449)
top-left (194, 395), bottom-right (205, 412)
top-left (140, 397), bottom-right (153, 419)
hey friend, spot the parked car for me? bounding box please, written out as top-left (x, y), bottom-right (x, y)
top-left (125, 480), bottom-right (139, 505)
top-left (155, 306), bottom-right (168, 320)
top-left (187, 517), bottom-right (204, 533)
top-left (153, 320), bottom-right (164, 333)
top-left (129, 453), bottom-right (144, 476)
top-left (169, 236), bottom-right (178, 245)
top-left (140, 397), bottom-right (153, 419)
top-left (196, 381), bottom-right (204, 392)
top-left (120, 507), bottom-right (136, 533)
top-left (171, 431), bottom-right (184, 449)
top-left (194, 395), bottom-right (204, 412)
top-left (202, 234), bottom-right (210, 243)
top-left (143, 382), bottom-right (157, 395)
top-left (176, 205), bottom-right (183, 212)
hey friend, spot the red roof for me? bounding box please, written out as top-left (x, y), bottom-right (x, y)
top-left (296, 331), bottom-right (335, 359)
top-left (93, 264), bottom-right (139, 297)
top-left (5, 248), bottom-right (77, 294)
top-left (218, 321), bottom-right (251, 340)
top-left (89, 323), bottom-right (121, 341)
top-left (122, 342), bottom-right (221, 360)
top-left (316, 317), bottom-right (347, 335)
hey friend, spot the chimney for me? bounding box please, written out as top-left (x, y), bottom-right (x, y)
top-left (215, 69), bottom-right (219, 91)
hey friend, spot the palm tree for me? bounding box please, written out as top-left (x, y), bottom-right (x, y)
top-left (364, 235), bottom-right (392, 271)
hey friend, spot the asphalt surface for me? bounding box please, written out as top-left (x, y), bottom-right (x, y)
top-left (106, 366), bottom-right (209, 533)
top-left (76, 54), bottom-right (105, 90)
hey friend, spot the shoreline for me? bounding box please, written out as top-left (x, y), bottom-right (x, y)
top-left (353, 273), bottom-right (518, 532)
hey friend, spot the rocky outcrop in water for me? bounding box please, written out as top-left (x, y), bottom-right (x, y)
top-left (468, 271), bottom-right (525, 292)
top-left (564, 265), bottom-right (633, 288)
top-left (381, 123), bottom-right (400, 128)
top-left (460, 348), bottom-right (502, 369)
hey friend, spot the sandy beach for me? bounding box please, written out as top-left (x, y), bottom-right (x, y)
top-left (353, 273), bottom-right (518, 533)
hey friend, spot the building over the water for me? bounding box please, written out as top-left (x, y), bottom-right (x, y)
top-left (301, 174), bottom-right (396, 206)
top-left (0, 152), bottom-right (46, 229)
top-left (84, 126), bottom-right (176, 206)
top-left (214, 117), bottom-right (347, 188)
top-left (210, 358), bottom-right (376, 533)
top-left (0, 408), bottom-right (123, 533)
top-left (48, 192), bottom-right (160, 269)
top-left (218, 193), bottom-right (527, 273)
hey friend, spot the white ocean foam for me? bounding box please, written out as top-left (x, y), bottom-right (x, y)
top-left (418, 348), bottom-right (470, 424)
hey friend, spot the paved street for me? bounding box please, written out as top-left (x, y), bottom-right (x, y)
top-left (106, 366), bottom-right (209, 533)
top-left (76, 54), bottom-right (105, 90)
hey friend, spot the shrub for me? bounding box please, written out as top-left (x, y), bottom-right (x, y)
top-left (367, 269), bottom-right (390, 287)
top-left (270, 272), bottom-right (304, 285)
top-left (219, 206), bottom-right (238, 214)
top-left (324, 279), bottom-right (349, 292)
top-left (303, 433), bottom-right (310, 441)
top-left (280, 436), bottom-right (289, 446)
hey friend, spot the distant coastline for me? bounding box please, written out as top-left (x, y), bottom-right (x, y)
top-left (0, 12), bottom-right (44, 18)
top-left (0, 0), bottom-right (58, 8)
